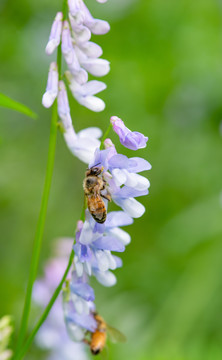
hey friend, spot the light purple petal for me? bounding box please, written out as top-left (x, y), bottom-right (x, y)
top-left (93, 236), bottom-right (125, 252)
top-left (77, 95), bottom-right (105, 112)
top-left (127, 157), bottom-right (152, 172)
top-left (110, 116), bottom-right (148, 150)
top-left (115, 186), bottom-right (148, 198)
top-left (45, 12), bottom-right (63, 55)
top-left (108, 154), bottom-right (130, 169)
top-left (94, 270), bottom-right (117, 287)
top-left (78, 127), bottom-right (102, 139)
top-left (79, 42), bottom-right (103, 58)
top-left (124, 172), bottom-right (150, 190)
top-left (80, 80), bottom-right (107, 96)
top-left (67, 313), bottom-right (97, 332)
top-left (112, 255), bottom-right (123, 268)
top-left (68, 0), bottom-right (81, 17)
top-left (93, 222), bottom-right (106, 234)
top-left (87, 19), bottom-right (110, 35)
top-left (62, 21), bottom-right (74, 64)
top-left (114, 198), bottom-right (145, 218)
top-left (89, 148), bottom-right (111, 169)
top-left (108, 227), bottom-right (131, 245)
top-left (105, 211), bottom-right (133, 227)
top-left (58, 81), bottom-right (72, 129)
top-left (123, 132), bottom-right (148, 150)
top-left (73, 25), bottom-right (91, 43)
top-left (80, 58), bottom-right (110, 77)
top-left (42, 62), bottom-right (58, 108)
top-left (70, 283), bottom-right (95, 301)
top-left (80, 2), bottom-right (110, 35)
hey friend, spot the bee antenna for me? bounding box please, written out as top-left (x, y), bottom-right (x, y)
top-left (87, 162), bottom-right (101, 170)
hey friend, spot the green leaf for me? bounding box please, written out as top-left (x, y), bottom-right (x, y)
top-left (0, 93), bottom-right (37, 119)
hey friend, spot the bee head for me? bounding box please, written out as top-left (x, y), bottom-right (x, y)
top-left (86, 164), bottom-right (102, 177)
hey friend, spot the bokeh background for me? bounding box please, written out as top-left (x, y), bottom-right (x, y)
top-left (1, 0), bottom-right (222, 359)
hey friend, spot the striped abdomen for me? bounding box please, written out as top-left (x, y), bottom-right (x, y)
top-left (87, 195), bottom-right (107, 224)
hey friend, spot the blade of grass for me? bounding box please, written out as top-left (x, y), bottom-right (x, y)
top-left (0, 93), bottom-right (37, 119)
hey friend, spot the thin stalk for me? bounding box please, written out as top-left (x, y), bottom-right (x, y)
top-left (15, 250), bottom-right (74, 360)
top-left (14, 102), bottom-right (58, 355)
top-left (100, 123), bottom-right (112, 150)
top-left (14, 12), bottom-right (65, 352)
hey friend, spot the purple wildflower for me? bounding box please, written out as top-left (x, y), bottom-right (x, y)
top-left (33, 238), bottom-right (88, 360)
top-left (43, 2), bottom-right (110, 113)
top-left (57, 80), bottom-right (102, 163)
top-left (42, 62), bottom-right (58, 108)
top-left (88, 140), bottom-right (151, 218)
top-left (111, 116), bottom-right (148, 150)
top-left (63, 127), bottom-right (150, 340)
top-left (45, 12), bottom-right (63, 55)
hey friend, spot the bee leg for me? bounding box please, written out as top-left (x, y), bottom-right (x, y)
top-left (101, 193), bottom-right (111, 202)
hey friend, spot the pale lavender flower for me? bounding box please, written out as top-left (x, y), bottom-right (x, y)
top-left (89, 141), bottom-right (151, 218)
top-left (80, 1), bottom-right (110, 35)
top-left (45, 12), bottom-right (63, 55)
top-left (42, 122), bottom-right (150, 345)
top-left (42, 62), bottom-right (58, 108)
top-left (111, 116), bottom-right (148, 150)
top-left (62, 21), bottom-right (75, 65)
top-left (43, 1), bottom-right (110, 114)
top-left (57, 80), bottom-right (102, 163)
top-left (62, 208), bottom-right (131, 340)
top-left (58, 80), bottom-right (72, 129)
top-left (33, 239), bottom-right (88, 360)
top-left (66, 71), bottom-right (106, 112)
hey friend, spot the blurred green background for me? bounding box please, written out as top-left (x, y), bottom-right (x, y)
top-left (1, 0), bottom-right (222, 359)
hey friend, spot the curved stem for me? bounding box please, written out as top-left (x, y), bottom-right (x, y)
top-left (15, 250), bottom-right (74, 360)
top-left (15, 101), bottom-right (58, 354)
top-left (100, 123), bottom-right (112, 150)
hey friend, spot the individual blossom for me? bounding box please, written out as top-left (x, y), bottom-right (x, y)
top-left (111, 116), bottom-right (148, 150)
top-left (57, 80), bottom-right (102, 163)
top-left (42, 62), bottom-right (59, 108)
top-left (33, 238), bottom-right (88, 360)
top-left (45, 12), bottom-right (63, 55)
top-left (66, 71), bottom-right (107, 112)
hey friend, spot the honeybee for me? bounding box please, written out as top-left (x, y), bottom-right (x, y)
top-left (83, 165), bottom-right (111, 224)
top-left (85, 312), bottom-right (126, 355)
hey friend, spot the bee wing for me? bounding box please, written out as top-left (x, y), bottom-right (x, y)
top-left (106, 324), bottom-right (127, 343)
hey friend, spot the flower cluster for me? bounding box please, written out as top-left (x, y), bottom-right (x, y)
top-left (42, 1), bottom-right (111, 164)
top-left (33, 238), bottom-right (88, 360)
top-left (62, 117), bottom-right (151, 341)
top-left (42, 1), bottom-right (110, 112)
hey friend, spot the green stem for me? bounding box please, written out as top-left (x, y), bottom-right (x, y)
top-left (14, 250), bottom-right (74, 360)
top-left (100, 123), bottom-right (112, 150)
top-left (14, 6), bottom-right (66, 350)
top-left (14, 102), bottom-right (58, 355)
